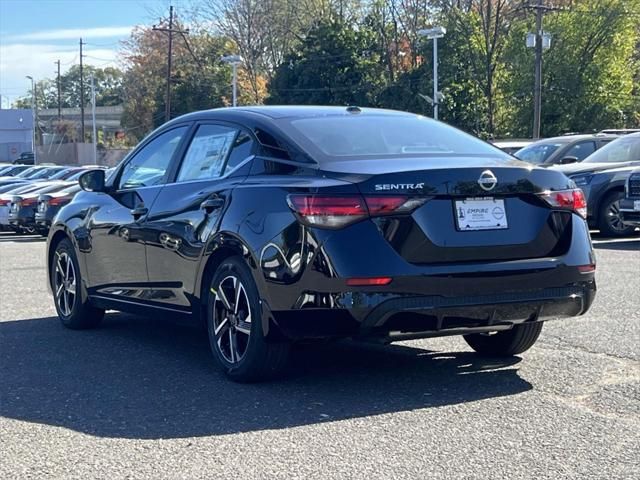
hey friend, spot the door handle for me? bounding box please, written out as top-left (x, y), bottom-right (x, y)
top-left (200, 197), bottom-right (224, 214)
top-left (130, 205), bottom-right (148, 220)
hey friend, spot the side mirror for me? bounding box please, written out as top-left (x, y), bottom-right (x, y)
top-left (560, 156), bottom-right (579, 165)
top-left (79, 169), bottom-right (106, 192)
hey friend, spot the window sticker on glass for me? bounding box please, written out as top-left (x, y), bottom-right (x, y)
top-left (178, 127), bottom-right (237, 181)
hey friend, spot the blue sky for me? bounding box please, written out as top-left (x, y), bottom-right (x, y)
top-left (0, 0), bottom-right (186, 107)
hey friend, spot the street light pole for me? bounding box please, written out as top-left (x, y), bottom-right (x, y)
top-left (433, 36), bottom-right (439, 120)
top-left (26, 75), bottom-right (37, 165)
top-left (417, 26), bottom-right (446, 120)
top-left (90, 74), bottom-right (97, 165)
top-left (221, 55), bottom-right (243, 107)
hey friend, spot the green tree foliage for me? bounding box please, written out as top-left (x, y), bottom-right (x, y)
top-left (267, 20), bottom-right (387, 106)
top-left (13, 65), bottom-right (124, 110)
top-left (502, 0), bottom-right (640, 136)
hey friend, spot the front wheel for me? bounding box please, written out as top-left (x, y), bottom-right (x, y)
top-left (51, 238), bottom-right (104, 329)
top-left (207, 257), bottom-right (289, 382)
top-left (598, 191), bottom-right (636, 237)
top-left (463, 322), bottom-right (543, 356)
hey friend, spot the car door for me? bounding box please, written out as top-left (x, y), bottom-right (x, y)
top-left (141, 122), bottom-right (256, 309)
top-left (565, 141), bottom-right (597, 162)
top-left (84, 125), bottom-right (190, 298)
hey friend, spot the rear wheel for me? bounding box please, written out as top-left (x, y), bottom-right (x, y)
top-left (51, 238), bottom-right (104, 329)
top-left (207, 257), bottom-right (289, 382)
top-left (463, 322), bottom-right (543, 356)
top-left (598, 191), bottom-right (635, 237)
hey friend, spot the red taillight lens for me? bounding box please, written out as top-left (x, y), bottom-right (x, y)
top-left (21, 198), bottom-right (37, 207)
top-left (346, 277), bottom-right (393, 286)
top-left (0, 199), bottom-right (9, 206)
top-left (539, 189), bottom-right (587, 218)
top-left (49, 196), bottom-right (71, 206)
top-left (287, 194), bottom-right (426, 229)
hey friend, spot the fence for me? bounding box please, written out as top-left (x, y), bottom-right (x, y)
top-left (35, 143), bottom-right (130, 167)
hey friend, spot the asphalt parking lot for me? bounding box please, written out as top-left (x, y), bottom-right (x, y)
top-left (0, 232), bottom-right (638, 479)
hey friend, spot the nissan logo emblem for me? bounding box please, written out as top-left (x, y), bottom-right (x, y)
top-left (478, 170), bottom-right (498, 191)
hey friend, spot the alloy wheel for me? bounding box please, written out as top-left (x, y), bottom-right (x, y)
top-left (606, 200), bottom-right (626, 232)
top-left (54, 251), bottom-right (76, 316)
top-left (212, 275), bottom-right (252, 364)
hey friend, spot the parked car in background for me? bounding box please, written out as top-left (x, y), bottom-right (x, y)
top-left (0, 165), bottom-right (65, 189)
top-left (491, 139), bottom-right (532, 155)
top-left (515, 134), bottom-right (618, 167)
top-left (620, 168), bottom-right (640, 227)
top-left (35, 184), bottom-right (81, 232)
top-left (47, 106), bottom-right (596, 382)
top-left (552, 132), bottom-right (640, 236)
top-left (1, 183), bottom-right (57, 230)
top-left (0, 164), bottom-right (33, 177)
top-left (7, 182), bottom-right (71, 234)
top-left (599, 129), bottom-right (640, 136)
top-left (13, 152), bottom-right (35, 165)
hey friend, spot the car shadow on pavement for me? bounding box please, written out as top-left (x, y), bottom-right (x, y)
top-left (0, 313), bottom-right (531, 439)
top-left (0, 234), bottom-right (46, 243)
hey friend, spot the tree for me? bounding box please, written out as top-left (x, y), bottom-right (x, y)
top-left (267, 20), bottom-right (386, 106)
top-left (502, 0), bottom-right (640, 136)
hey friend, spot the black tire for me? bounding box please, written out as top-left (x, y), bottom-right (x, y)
top-left (597, 191), bottom-right (635, 237)
top-left (207, 256), bottom-right (289, 382)
top-left (463, 322), bottom-right (543, 356)
top-left (51, 238), bottom-right (104, 329)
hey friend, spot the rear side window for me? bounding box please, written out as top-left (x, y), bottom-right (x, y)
top-left (176, 125), bottom-right (255, 182)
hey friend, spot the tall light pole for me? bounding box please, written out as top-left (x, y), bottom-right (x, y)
top-left (90, 74), bottom-right (98, 165)
top-left (25, 76), bottom-right (37, 165)
top-left (221, 55), bottom-right (243, 107)
top-left (418, 26), bottom-right (446, 120)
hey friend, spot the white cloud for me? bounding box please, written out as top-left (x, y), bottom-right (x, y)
top-left (0, 43), bottom-right (120, 104)
top-left (7, 26), bottom-right (134, 42)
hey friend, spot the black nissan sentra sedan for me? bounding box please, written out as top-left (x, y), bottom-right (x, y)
top-left (46, 106), bottom-right (596, 381)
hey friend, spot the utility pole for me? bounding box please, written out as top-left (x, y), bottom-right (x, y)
top-left (90, 75), bottom-right (97, 164)
top-left (532, 0), bottom-right (544, 139)
top-left (55, 60), bottom-right (61, 121)
top-left (79, 38), bottom-right (86, 142)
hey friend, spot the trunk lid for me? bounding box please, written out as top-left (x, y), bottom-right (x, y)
top-left (324, 158), bottom-right (576, 264)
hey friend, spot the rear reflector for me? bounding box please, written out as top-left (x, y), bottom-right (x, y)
top-left (288, 194), bottom-right (427, 229)
top-left (578, 264), bottom-right (596, 273)
top-left (539, 189), bottom-right (587, 218)
top-left (346, 277), bottom-right (393, 286)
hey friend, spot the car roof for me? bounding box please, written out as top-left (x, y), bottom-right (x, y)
top-left (169, 106), bottom-right (414, 124)
top-left (528, 134), bottom-right (619, 145)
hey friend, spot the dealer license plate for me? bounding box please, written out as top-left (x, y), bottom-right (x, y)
top-left (455, 197), bottom-right (508, 231)
top-left (634, 200), bottom-right (640, 211)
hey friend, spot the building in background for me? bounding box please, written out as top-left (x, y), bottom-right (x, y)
top-left (0, 109), bottom-right (33, 162)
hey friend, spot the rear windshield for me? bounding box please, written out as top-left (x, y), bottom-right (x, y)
top-left (284, 114), bottom-right (507, 161)
top-left (583, 135), bottom-right (640, 163)
top-left (514, 143), bottom-right (562, 164)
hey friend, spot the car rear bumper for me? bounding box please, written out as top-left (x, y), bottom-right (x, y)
top-left (620, 198), bottom-right (640, 225)
top-left (268, 276), bottom-right (596, 341)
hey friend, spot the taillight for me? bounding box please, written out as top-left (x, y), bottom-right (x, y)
top-left (21, 198), bottom-right (37, 207)
top-left (287, 194), bottom-right (427, 228)
top-left (346, 277), bottom-right (393, 286)
top-left (0, 199), bottom-right (9, 206)
top-left (49, 196), bottom-right (71, 206)
top-left (538, 189), bottom-right (587, 218)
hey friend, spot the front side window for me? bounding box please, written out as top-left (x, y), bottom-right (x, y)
top-left (514, 143), bottom-right (562, 164)
top-left (566, 141), bottom-right (596, 161)
top-left (177, 124), bottom-right (247, 182)
top-left (584, 136), bottom-right (640, 163)
top-left (119, 127), bottom-right (187, 189)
